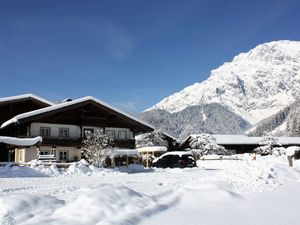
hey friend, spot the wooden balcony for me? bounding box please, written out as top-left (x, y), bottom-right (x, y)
top-left (18, 136), bottom-right (82, 147)
top-left (42, 137), bottom-right (82, 147)
top-left (20, 136), bottom-right (135, 148)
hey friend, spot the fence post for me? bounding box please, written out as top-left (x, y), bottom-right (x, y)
top-left (287, 155), bottom-right (294, 167)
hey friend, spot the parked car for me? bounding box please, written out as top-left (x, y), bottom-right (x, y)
top-left (152, 151), bottom-right (197, 168)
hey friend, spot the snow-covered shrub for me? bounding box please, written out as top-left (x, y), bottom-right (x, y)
top-left (272, 147), bottom-right (287, 156)
top-left (259, 135), bottom-right (278, 146)
top-left (254, 145), bottom-right (273, 156)
top-left (186, 134), bottom-right (227, 157)
top-left (255, 135), bottom-right (279, 155)
top-left (135, 131), bottom-right (169, 148)
top-left (82, 130), bottom-right (115, 167)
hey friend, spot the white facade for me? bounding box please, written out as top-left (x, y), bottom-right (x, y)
top-left (30, 123), bottom-right (133, 140)
top-left (15, 123), bottom-right (135, 163)
top-left (30, 123), bottom-right (81, 139)
top-left (15, 146), bottom-right (81, 163)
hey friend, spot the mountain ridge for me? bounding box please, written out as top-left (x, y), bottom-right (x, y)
top-left (145, 40), bottom-right (300, 125)
top-left (139, 103), bottom-right (251, 139)
top-left (141, 40), bottom-right (300, 138)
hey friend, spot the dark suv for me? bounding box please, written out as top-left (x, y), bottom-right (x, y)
top-left (152, 151), bottom-right (197, 168)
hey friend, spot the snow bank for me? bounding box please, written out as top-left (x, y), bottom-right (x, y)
top-left (1, 154), bottom-right (300, 225)
top-left (0, 159), bottom-right (149, 178)
top-left (0, 184), bottom-right (173, 225)
top-left (0, 164), bottom-right (50, 178)
top-left (144, 155), bottom-right (300, 225)
top-left (197, 154), bottom-right (300, 195)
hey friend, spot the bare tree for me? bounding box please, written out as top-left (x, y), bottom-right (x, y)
top-left (82, 130), bottom-right (115, 167)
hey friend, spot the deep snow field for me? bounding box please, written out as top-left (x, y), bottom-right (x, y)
top-left (0, 154), bottom-right (300, 225)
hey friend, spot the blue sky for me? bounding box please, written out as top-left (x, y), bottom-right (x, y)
top-left (0, 0), bottom-right (300, 113)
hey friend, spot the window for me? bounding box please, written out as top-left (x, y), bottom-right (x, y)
top-left (39, 150), bottom-right (50, 155)
top-left (40, 127), bottom-right (51, 137)
top-left (59, 128), bottom-right (69, 138)
top-left (59, 151), bottom-right (68, 161)
top-left (118, 131), bottom-right (127, 140)
top-left (106, 130), bottom-right (115, 139)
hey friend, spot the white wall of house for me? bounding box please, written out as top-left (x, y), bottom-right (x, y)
top-left (30, 123), bottom-right (134, 140)
top-left (15, 147), bottom-right (37, 163)
top-left (30, 123), bottom-right (81, 138)
top-left (15, 146), bottom-right (81, 163)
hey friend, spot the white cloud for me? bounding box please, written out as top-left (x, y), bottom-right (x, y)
top-left (90, 21), bottom-right (136, 60)
top-left (113, 98), bottom-right (140, 114)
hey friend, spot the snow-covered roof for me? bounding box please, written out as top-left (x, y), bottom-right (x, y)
top-left (106, 149), bottom-right (139, 157)
top-left (277, 137), bottom-right (300, 145)
top-left (183, 134), bottom-right (300, 146)
top-left (0, 136), bottom-right (42, 146)
top-left (137, 146), bottom-right (168, 153)
top-left (0, 94), bottom-right (54, 106)
top-left (1, 96), bottom-right (155, 130)
top-left (212, 135), bottom-right (262, 145)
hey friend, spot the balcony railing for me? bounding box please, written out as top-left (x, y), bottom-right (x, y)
top-left (20, 136), bottom-right (135, 148)
top-left (42, 137), bottom-right (82, 146)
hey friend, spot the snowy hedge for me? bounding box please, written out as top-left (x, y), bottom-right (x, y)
top-left (254, 135), bottom-right (280, 155)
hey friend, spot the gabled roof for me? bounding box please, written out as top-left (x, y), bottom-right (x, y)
top-left (1, 96), bottom-right (155, 132)
top-left (0, 94), bottom-right (54, 106)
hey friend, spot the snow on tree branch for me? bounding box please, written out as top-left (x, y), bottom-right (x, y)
top-left (185, 134), bottom-right (228, 156)
top-left (82, 130), bottom-right (115, 167)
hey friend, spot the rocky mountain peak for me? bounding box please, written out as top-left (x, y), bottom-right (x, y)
top-left (146, 40), bottom-right (300, 125)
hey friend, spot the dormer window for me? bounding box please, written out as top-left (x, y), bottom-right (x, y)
top-left (40, 127), bottom-right (51, 137)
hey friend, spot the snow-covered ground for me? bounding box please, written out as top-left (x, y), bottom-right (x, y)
top-left (0, 155), bottom-right (300, 225)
